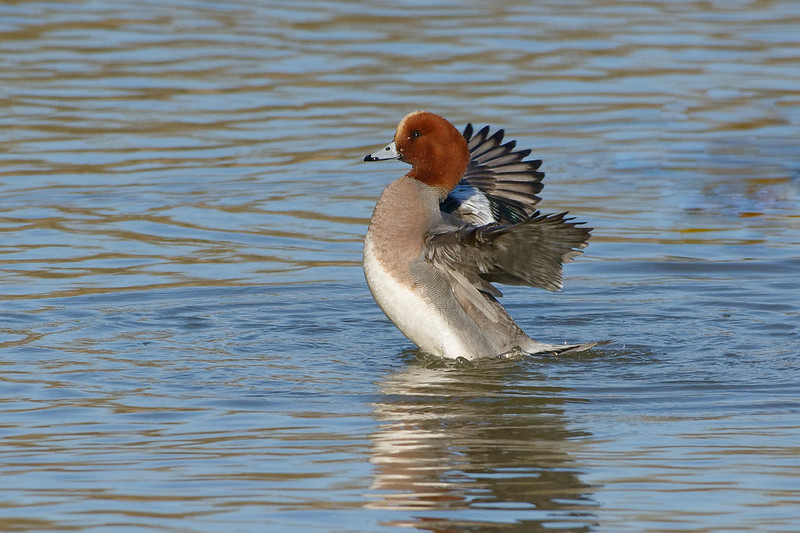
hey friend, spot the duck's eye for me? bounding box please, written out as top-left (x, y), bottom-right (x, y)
top-left (410, 130), bottom-right (421, 139)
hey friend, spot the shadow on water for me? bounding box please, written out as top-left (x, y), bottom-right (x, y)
top-left (367, 350), bottom-right (598, 532)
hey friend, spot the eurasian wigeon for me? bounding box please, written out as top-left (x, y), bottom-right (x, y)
top-left (363, 111), bottom-right (595, 360)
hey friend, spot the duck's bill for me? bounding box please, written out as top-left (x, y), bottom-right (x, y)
top-left (364, 141), bottom-right (399, 162)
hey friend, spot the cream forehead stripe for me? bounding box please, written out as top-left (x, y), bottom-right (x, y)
top-left (395, 110), bottom-right (427, 135)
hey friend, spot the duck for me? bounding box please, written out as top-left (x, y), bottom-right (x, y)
top-left (363, 110), bottom-right (595, 360)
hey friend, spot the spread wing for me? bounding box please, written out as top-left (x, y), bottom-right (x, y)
top-left (441, 124), bottom-right (545, 225)
top-left (425, 212), bottom-right (591, 296)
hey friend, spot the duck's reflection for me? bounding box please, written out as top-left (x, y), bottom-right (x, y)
top-left (367, 352), bottom-right (597, 531)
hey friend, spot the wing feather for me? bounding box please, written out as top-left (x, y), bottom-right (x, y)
top-left (425, 212), bottom-right (591, 295)
top-left (442, 124), bottom-right (546, 225)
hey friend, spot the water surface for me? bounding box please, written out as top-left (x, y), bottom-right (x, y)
top-left (1, 0), bottom-right (799, 531)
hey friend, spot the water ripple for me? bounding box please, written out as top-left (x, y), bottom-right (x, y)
top-left (1, 0), bottom-right (799, 531)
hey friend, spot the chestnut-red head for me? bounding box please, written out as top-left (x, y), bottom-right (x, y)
top-left (365, 111), bottom-right (469, 191)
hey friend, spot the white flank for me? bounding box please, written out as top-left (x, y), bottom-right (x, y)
top-left (363, 240), bottom-right (469, 359)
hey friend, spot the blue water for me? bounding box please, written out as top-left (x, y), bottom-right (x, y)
top-left (1, 0), bottom-right (799, 531)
